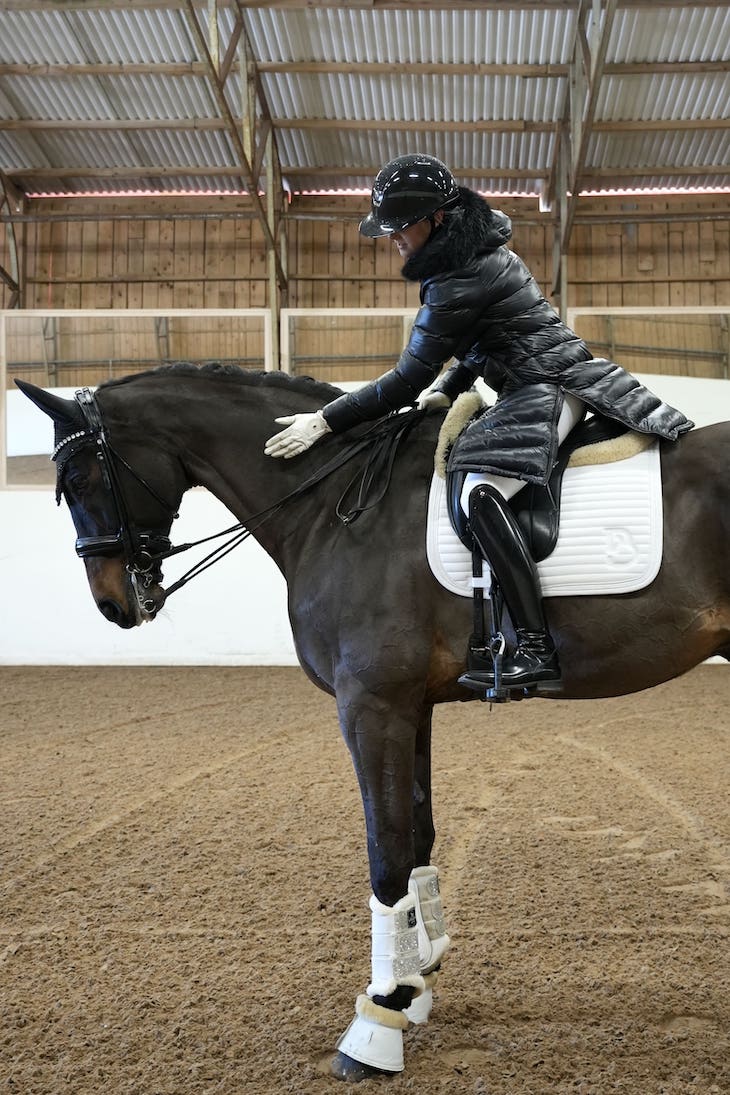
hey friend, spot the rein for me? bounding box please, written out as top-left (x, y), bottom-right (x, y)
top-left (164, 406), bottom-right (423, 598)
top-left (57, 387), bottom-right (424, 604)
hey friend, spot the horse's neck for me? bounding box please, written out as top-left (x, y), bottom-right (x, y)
top-left (151, 377), bottom-right (325, 564)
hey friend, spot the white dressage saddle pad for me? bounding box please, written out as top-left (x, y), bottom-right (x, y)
top-left (426, 442), bottom-right (663, 598)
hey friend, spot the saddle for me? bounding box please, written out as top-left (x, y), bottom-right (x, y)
top-left (446, 413), bottom-right (632, 562)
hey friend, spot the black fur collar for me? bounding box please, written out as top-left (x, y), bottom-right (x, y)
top-left (401, 188), bottom-right (512, 282)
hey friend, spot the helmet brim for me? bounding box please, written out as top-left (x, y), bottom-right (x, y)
top-left (358, 212), bottom-right (395, 238)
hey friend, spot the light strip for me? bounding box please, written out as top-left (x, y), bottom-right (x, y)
top-left (25, 184), bottom-right (730, 200)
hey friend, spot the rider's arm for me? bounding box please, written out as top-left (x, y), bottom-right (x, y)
top-left (321, 276), bottom-right (483, 433)
top-left (430, 359), bottom-right (481, 402)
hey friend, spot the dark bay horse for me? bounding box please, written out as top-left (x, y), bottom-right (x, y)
top-left (17, 365), bottom-right (730, 1081)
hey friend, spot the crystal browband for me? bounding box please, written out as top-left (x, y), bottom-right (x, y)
top-left (52, 430), bottom-right (92, 462)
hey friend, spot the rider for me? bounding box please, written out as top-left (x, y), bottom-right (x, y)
top-left (265, 153), bottom-right (693, 692)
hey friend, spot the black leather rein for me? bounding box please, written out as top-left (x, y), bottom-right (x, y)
top-left (54, 387), bottom-right (424, 604)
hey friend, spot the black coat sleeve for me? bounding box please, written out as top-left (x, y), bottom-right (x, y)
top-left (432, 359), bottom-right (481, 401)
top-left (322, 270), bottom-right (485, 433)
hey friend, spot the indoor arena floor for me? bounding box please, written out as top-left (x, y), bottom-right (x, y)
top-left (1, 664), bottom-right (729, 1094)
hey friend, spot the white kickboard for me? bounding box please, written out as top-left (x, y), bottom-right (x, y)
top-left (426, 443), bottom-right (663, 598)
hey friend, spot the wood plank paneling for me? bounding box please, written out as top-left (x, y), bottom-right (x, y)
top-left (3, 193), bottom-right (728, 384)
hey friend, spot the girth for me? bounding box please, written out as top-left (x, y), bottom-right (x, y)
top-left (447, 414), bottom-right (630, 562)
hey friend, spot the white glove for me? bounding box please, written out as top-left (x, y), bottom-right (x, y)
top-left (264, 409), bottom-right (332, 459)
top-left (417, 390), bottom-right (452, 414)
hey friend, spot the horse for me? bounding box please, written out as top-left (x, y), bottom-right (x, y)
top-left (16, 364), bottom-right (730, 1082)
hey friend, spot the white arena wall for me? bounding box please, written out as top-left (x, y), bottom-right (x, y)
top-left (2, 372), bottom-right (730, 666)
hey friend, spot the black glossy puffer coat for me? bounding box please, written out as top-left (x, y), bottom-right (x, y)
top-left (322, 188), bottom-right (692, 484)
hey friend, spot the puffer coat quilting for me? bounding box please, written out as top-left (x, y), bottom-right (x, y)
top-left (322, 188), bottom-right (693, 483)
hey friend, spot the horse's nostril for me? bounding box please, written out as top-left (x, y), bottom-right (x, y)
top-left (98, 598), bottom-right (122, 622)
top-left (97, 598), bottom-right (133, 628)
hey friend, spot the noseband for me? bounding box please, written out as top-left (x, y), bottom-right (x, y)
top-left (53, 387), bottom-right (180, 606)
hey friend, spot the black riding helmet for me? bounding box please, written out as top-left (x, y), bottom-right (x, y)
top-left (359, 153), bottom-right (461, 238)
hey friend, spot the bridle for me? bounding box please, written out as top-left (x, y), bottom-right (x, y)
top-left (53, 386), bottom-right (425, 612)
top-left (53, 387), bottom-right (188, 611)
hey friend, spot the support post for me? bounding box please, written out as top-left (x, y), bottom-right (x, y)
top-left (545, 0), bottom-right (617, 311)
top-left (0, 169), bottom-right (23, 308)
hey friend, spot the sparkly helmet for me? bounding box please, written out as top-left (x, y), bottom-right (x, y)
top-left (359, 153), bottom-right (461, 238)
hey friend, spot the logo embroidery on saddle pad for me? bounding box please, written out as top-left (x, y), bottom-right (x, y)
top-left (426, 412), bottom-right (663, 599)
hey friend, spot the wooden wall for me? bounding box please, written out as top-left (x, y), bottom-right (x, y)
top-left (571, 313), bottom-right (729, 378)
top-left (2, 192), bottom-right (729, 386)
top-left (7, 313), bottom-right (268, 389)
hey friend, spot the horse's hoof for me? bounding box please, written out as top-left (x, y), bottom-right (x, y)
top-left (330, 1051), bottom-right (397, 1083)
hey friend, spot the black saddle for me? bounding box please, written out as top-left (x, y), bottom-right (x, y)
top-left (447, 414), bottom-right (630, 563)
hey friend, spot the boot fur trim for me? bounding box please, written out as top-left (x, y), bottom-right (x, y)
top-left (366, 973), bottom-right (426, 999)
top-left (355, 994), bottom-right (410, 1031)
top-left (422, 970), bottom-right (440, 991)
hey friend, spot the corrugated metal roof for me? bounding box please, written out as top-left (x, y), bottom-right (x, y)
top-left (0, 3), bottom-right (727, 201)
top-left (597, 73), bottom-right (729, 123)
top-left (243, 7), bottom-right (576, 65)
top-left (609, 7), bottom-right (729, 62)
top-left (255, 72), bottom-right (564, 125)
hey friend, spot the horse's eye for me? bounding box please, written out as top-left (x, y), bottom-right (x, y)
top-left (66, 471), bottom-right (90, 493)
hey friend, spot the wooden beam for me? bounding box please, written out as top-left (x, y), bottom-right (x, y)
top-left (562, 0), bottom-right (618, 251)
top-left (236, 0), bottom-right (730, 7)
top-left (0, 117), bottom-right (554, 133)
top-left (219, 6), bottom-right (243, 83)
top-left (0, 63), bottom-right (210, 77)
top-left (1, 60), bottom-right (727, 79)
top-left (182, 0), bottom-right (286, 288)
top-left (592, 118), bottom-right (730, 132)
top-left (280, 166), bottom-right (546, 179)
top-left (2, 0), bottom-right (728, 9)
top-left (257, 61), bottom-right (572, 77)
top-left (233, 0), bottom-right (288, 315)
top-left (273, 119), bottom-right (555, 133)
top-left (0, 263), bottom-right (19, 291)
top-left (0, 168), bottom-right (24, 209)
top-left (4, 115), bottom-right (726, 135)
top-left (581, 164), bottom-right (730, 180)
top-left (4, 209), bottom-right (728, 226)
top-left (258, 59), bottom-right (730, 77)
top-left (5, 166), bottom-right (260, 180)
top-left (0, 170), bottom-right (23, 307)
top-left (0, 118), bottom-right (235, 131)
top-left (606, 61), bottom-right (730, 76)
top-left (11, 162), bottom-right (728, 181)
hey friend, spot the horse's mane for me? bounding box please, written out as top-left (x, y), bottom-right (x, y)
top-left (99, 361), bottom-right (343, 403)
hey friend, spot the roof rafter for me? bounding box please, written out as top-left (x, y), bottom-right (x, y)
top-left (2, 60), bottom-right (728, 78)
top-left (0, 0), bottom-right (726, 209)
top-left (3, 117), bottom-right (728, 134)
top-left (3, 0), bottom-right (728, 9)
top-left (563, 0), bottom-right (618, 247)
top-left (9, 163), bottom-right (728, 185)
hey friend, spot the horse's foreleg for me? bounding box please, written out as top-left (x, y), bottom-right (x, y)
top-left (413, 704), bottom-right (435, 865)
top-left (406, 706), bottom-right (450, 1026)
top-left (405, 865), bottom-right (450, 1025)
top-left (331, 681), bottom-right (428, 1079)
top-left (332, 690), bottom-right (451, 1075)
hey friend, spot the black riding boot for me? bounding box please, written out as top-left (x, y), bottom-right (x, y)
top-left (458, 483), bottom-right (561, 692)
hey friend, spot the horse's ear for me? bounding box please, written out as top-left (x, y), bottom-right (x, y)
top-left (14, 379), bottom-right (80, 427)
